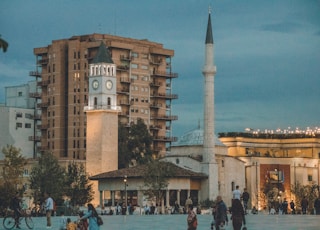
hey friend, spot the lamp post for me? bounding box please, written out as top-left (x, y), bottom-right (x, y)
top-left (124, 175), bottom-right (128, 215)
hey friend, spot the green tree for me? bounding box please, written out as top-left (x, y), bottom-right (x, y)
top-left (291, 182), bottom-right (318, 213)
top-left (118, 122), bottom-right (130, 169)
top-left (128, 118), bottom-right (153, 165)
top-left (29, 152), bottom-right (66, 205)
top-left (143, 161), bottom-right (176, 213)
top-left (65, 162), bottom-right (94, 206)
top-left (0, 145), bottom-right (27, 209)
top-left (0, 35), bottom-right (9, 52)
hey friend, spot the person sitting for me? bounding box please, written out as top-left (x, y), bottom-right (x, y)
top-left (269, 207), bottom-right (276, 215)
top-left (66, 218), bottom-right (77, 230)
top-left (251, 206), bottom-right (258, 214)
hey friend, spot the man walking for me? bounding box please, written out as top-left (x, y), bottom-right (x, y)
top-left (242, 188), bottom-right (250, 214)
top-left (44, 191), bottom-right (54, 228)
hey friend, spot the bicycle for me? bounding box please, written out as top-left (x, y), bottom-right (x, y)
top-left (3, 209), bottom-right (34, 230)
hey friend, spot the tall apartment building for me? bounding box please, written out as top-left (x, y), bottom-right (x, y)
top-left (29, 33), bottom-right (178, 160)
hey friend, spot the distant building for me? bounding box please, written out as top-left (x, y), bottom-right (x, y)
top-left (29, 33), bottom-right (178, 161)
top-left (0, 82), bottom-right (37, 160)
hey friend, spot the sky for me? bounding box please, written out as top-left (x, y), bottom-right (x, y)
top-left (0, 0), bottom-right (319, 138)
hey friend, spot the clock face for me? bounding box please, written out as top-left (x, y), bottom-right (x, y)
top-left (106, 80), bottom-right (113, 90)
top-left (92, 80), bottom-right (99, 90)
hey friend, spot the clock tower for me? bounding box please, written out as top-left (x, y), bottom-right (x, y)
top-left (85, 42), bottom-right (121, 205)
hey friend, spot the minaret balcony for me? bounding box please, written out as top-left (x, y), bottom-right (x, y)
top-left (84, 105), bottom-right (121, 111)
top-left (151, 71), bottom-right (178, 78)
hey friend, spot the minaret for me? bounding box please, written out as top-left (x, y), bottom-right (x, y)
top-left (202, 8), bottom-right (219, 200)
top-left (85, 42), bottom-right (121, 205)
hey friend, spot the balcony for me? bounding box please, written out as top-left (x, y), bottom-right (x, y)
top-left (29, 136), bottom-right (41, 142)
top-left (30, 114), bottom-right (41, 120)
top-left (37, 123), bottom-right (48, 130)
top-left (37, 102), bottom-right (49, 108)
top-left (117, 65), bottom-right (129, 72)
top-left (117, 88), bottom-right (130, 95)
top-left (120, 55), bottom-right (132, 61)
top-left (150, 103), bottom-right (162, 109)
top-left (150, 58), bottom-right (162, 65)
top-left (37, 80), bottom-right (49, 87)
top-left (119, 100), bottom-right (131, 106)
top-left (153, 136), bottom-right (178, 142)
top-left (29, 92), bottom-right (41, 99)
top-left (37, 57), bottom-right (49, 65)
top-left (151, 71), bottom-right (178, 78)
top-left (119, 111), bottom-right (129, 117)
top-left (150, 93), bottom-right (178, 100)
top-left (29, 71), bottom-right (41, 77)
top-left (150, 81), bottom-right (162, 87)
top-left (120, 77), bottom-right (132, 84)
top-left (150, 115), bottom-right (178, 121)
top-left (150, 125), bottom-right (162, 130)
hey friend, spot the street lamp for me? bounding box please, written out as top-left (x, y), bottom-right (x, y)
top-left (124, 175), bottom-right (128, 215)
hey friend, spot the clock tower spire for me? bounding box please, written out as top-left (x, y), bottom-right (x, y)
top-left (85, 42), bottom-right (121, 205)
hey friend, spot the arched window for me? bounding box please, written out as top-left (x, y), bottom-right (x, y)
top-left (94, 97), bottom-right (98, 107)
top-left (107, 97), bottom-right (111, 106)
top-left (231, 181), bottom-right (235, 191)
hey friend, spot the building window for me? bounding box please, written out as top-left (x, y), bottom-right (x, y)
top-left (132, 52), bottom-right (138, 58)
top-left (25, 123), bottom-right (31, 128)
top-left (16, 123), bottom-right (22, 129)
top-left (231, 182), bottom-right (235, 191)
top-left (308, 175), bottom-right (313, 182)
top-left (18, 92), bottom-right (23, 96)
top-left (131, 63), bottom-right (138, 69)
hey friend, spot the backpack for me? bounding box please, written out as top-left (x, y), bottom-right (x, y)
top-left (96, 216), bottom-right (103, 226)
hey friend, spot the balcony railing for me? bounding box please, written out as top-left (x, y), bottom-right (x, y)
top-left (150, 115), bottom-right (178, 121)
top-left (29, 92), bottom-right (41, 98)
top-left (117, 65), bottom-right (129, 72)
top-left (151, 71), bottom-right (178, 78)
top-left (29, 71), bottom-right (41, 77)
top-left (29, 136), bottom-right (41, 141)
top-left (150, 93), bottom-right (178, 100)
top-left (84, 105), bottom-right (121, 112)
top-left (153, 136), bottom-right (178, 142)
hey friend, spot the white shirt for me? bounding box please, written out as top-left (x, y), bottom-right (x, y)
top-left (46, 197), bottom-right (54, 210)
top-left (233, 189), bottom-right (241, 200)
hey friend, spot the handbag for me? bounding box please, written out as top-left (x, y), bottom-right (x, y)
top-left (192, 218), bottom-right (198, 228)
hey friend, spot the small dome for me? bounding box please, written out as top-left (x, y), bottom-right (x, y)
top-left (173, 128), bottom-right (224, 146)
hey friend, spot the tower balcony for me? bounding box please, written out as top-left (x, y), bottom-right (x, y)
top-left (151, 71), bottom-right (178, 78)
top-left (150, 93), bottom-right (178, 100)
top-left (153, 136), bottom-right (178, 142)
top-left (29, 92), bottom-right (41, 99)
top-left (150, 125), bottom-right (162, 130)
top-left (29, 71), bottom-right (41, 77)
top-left (150, 115), bottom-right (178, 121)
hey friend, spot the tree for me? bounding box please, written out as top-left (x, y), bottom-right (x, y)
top-left (65, 162), bottom-right (94, 206)
top-left (118, 118), bottom-right (153, 168)
top-left (29, 152), bottom-right (66, 205)
top-left (143, 161), bottom-right (176, 213)
top-left (0, 35), bottom-right (9, 52)
top-left (291, 182), bottom-right (318, 213)
top-left (0, 145), bottom-right (27, 209)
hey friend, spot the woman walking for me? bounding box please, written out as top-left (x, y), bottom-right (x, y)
top-left (230, 199), bottom-right (246, 230)
top-left (79, 203), bottom-right (100, 230)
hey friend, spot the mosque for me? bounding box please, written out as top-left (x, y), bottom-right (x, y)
top-left (86, 10), bottom-right (320, 212)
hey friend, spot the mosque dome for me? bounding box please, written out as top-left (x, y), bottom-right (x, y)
top-left (173, 128), bottom-right (224, 146)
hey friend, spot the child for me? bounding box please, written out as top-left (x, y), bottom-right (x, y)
top-left (59, 211), bottom-right (67, 230)
top-left (66, 218), bottom-right (77, 230)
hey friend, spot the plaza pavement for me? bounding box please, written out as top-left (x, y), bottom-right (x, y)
top-left (2, 212), bottom-right (320, 230)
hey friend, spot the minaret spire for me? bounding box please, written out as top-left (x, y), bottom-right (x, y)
top-left (201, 7), bottom-right (219, 200)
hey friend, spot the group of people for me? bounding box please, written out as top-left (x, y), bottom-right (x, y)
top-left (187, 186), bottom-right (249, 230)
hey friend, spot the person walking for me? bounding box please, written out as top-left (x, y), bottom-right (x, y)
top-left (232, 186), bottom-right (241, 200)
top-left (301, 196), bottom-right (308, 214)
top-left (11, 192), bottom-right (22, 229)
top-left (230, 199), bottom-right (246, 230)
top-left (290, 200), bottom-right (295, 214)
top-left (187, 204), bottom-right (197, 230)
top-left (185, 197), bottom-right (193, 214)
top-left (79, 203), bottom-right (100, 230)
top-left (44, 191), bottom-right (54, 228)
top-left (241, 188), bottom-right (250, 214)
top-left (281, 198), bottom-right (288, 214)
top-left (215, 195), bottom-right (228, 230)
top-left (314, 196), bottom-right (320, 215)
